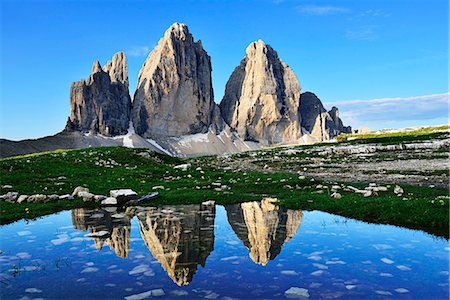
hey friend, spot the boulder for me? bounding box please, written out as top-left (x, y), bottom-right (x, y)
top-left (2, 191), bottom-right (19, 202)
top-left (17, 195), bottom-right (29, 204)
top-left (72, 186), bottom-right (90, 197)
top-left (110, 189), bottom-right (138, 204)
top-left (27, 194), bottom-right (47, 203)
top-left (59, 194), bottom-right (75, 201)
top-left (78, 191), bottom-right (95, 202)
top-left (101, 197), bottom-right (118, 206)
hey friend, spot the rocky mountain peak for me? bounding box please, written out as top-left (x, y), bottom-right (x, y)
top-left (103, 51), bottom-right (128, 87)
top-left (299, 92), bottom-right (352, 141)
top-left (65, 52), bottom-right (132, 136)
top-left (91, 60), bottom-right (102, 74)
top-left (220, 41), bottom-right (302, 144)
top-left (132, 23), bottom-right (223, 138)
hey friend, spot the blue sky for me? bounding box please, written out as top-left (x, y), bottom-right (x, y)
top-left (1, 0), bottom-right (448, 140)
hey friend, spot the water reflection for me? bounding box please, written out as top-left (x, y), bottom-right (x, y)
top-left (225, 198), bottom-right (303, 265)
top-left (70, 200), bottom-right (303, 285)
top-left (135, 202), bottom-right (215, 286)
top-left (72, 207), bottom-right (131, 258)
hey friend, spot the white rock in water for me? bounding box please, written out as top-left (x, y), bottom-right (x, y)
top-left (285, 287), bottom-right (310, 298)
top-left (101, 197), bottom-right (117, 206)
top-left (173, 163), bottom-right (191, 171)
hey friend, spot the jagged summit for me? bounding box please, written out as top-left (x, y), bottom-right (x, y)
top-left (1, 22), bottom-right (354, 158)
top-left (220, 40), bottom-right (302, 144)
top-left (132, 22), bottom-right (223, 138)
top-left (65, 52), bottom-right (132, 136)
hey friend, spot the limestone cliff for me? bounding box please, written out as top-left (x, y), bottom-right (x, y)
top-left (299, 92), bottom-right (352, 141)
top-left (133, 23), bottom-right (223, 138)
top-left (219, 40), bottom-right (302, 144)
top-left (65, 52), bottom-right (131, 136)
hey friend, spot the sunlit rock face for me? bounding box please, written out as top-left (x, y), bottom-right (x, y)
top-left (133, 23), bottom-right (223, 138)
top-left (65, 52), bottom-right (132, 136)
top-left (136, 202), bottom-right (215, 285)
top-left (225, 198), bottom-right (303, 266)
top-left (71, 208), bottom-right (131, 258)
top-left (220, 40), bottom-right (302, 144)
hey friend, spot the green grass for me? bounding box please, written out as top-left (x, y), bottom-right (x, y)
top-left (337, 125), bottom-right (449, 143)
top-left (0, 146), bottom-right (448, 238)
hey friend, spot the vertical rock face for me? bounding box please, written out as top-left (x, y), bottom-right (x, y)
top-left (299, 92), bottom-right (352, 141)
top-left (225, 198), bottom-right (303, 266)
top-left (133, 23), bottom-right (223, 138)
top-left (219, 40), bottom-right (302, 144)
top-left (136, 202), bottom-right (215, 286)
top-left (65, 52), bottom-right (131, 136)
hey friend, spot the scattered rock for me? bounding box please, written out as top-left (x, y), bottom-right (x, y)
top-left (394, 185), bottom-right (404, 195)
top-left (101, 197), bottom-right (118, 206)
top-left (27, 194), bottom-right (47, 203)
top-left (331, 192), bottom-right (342, 199)
top-left (48, 194), bottom-right (60, 201)
top-left (59, 194), bottom-right (74, 201)
top-left (78, 191), bottom-right (95, 202)
top-left (94, 195), bottom-right (106, 201)
top-left (173, 163), bottom-right (192, 171)
top-left (72, 186), bottom-right (89, 197)
top-left (110, 189), bottom-right (138, 204)
top-left (17, 195), bottom-right (29, 204)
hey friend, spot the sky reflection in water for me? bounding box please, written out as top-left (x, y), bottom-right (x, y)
top-left (0, 199), bottom-right (448, 299)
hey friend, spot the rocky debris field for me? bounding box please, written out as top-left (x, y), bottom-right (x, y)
top-left (199, 134), bottom-right (450, 188)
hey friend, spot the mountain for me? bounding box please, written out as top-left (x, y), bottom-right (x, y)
top-left (220, 40), bottom-right (302, 144)
top-left (65, 52), bottom-right (132, 136)
top-left (132, 23), bottom-right (223, 138)
top-left (0, 23), bottom-right (354, 158)
top-left (299, 92), bottom-right (352, 141)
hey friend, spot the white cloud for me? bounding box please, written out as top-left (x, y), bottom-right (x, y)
top-left (126, 46), bottom-right (151, 57)
top-left (345, 26), bottom-right (378, 41)
top-left (324, 93), bottom-right (450, 130)
top-left (297, 5), bottom-right (350, 16)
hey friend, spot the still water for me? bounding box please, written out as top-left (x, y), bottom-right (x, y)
top-left (0, 199), bottom-right (448, 299)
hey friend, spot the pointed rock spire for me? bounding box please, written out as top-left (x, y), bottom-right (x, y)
top-left (65, 52), bottom-right (132, 136)
top-left (132, 23), bottom-right (223, 138)
top-left (220, 40), bottom-right (302, 144)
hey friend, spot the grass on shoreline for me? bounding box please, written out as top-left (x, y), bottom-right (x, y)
top-left (0, 146), bottom-right (448, 238)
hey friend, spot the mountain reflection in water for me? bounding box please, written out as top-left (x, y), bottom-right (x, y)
top-left (225, 198), bottom-right (303, 265)
top-left (70, 199), bottom-right (302, 285)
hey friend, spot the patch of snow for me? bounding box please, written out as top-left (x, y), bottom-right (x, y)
top-left (146, 139), bottom-right (172, 156)
top-left (123, 121), bottom-right (135, 148)
top-left (177, 132), bottom-right (211, 147)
